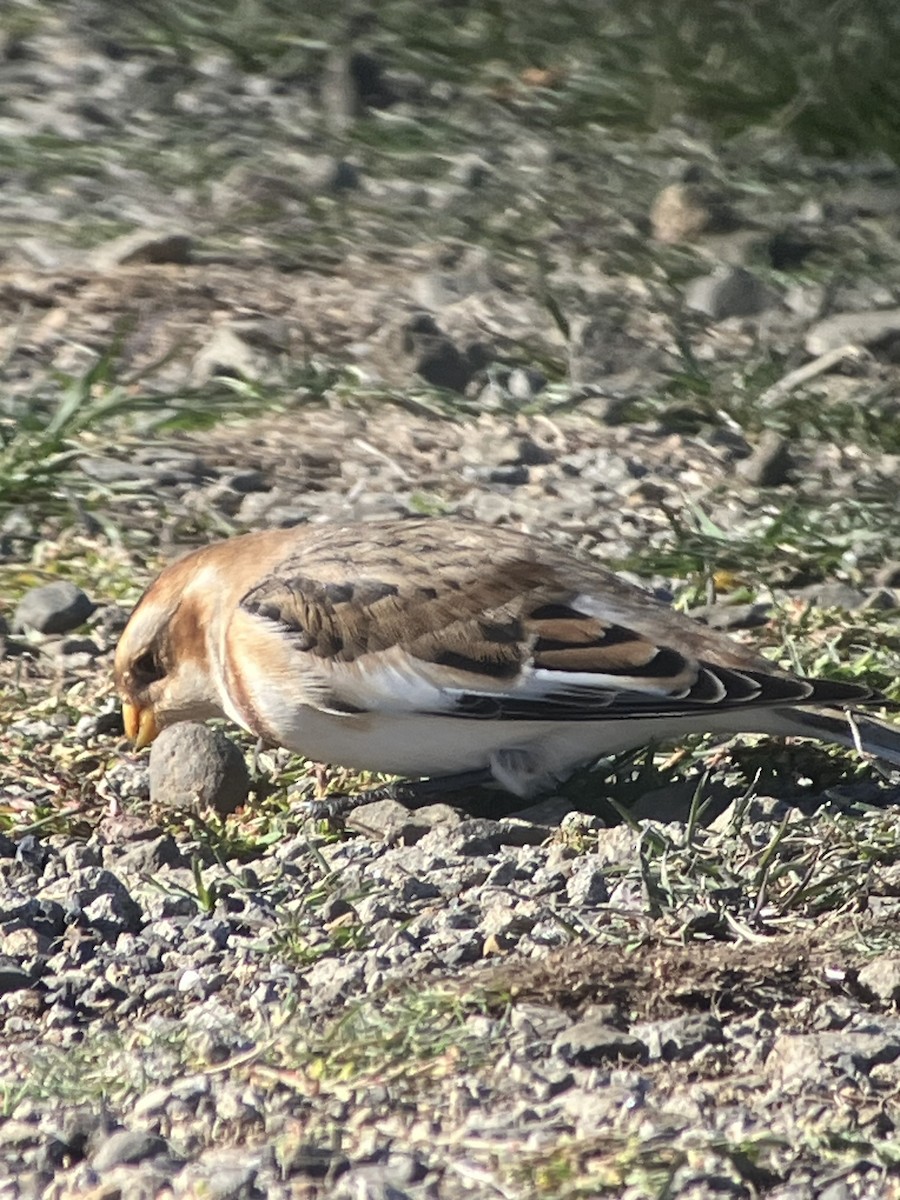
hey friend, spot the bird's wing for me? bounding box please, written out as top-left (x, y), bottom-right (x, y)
top-left (235, 522), bottom-right (873, 721)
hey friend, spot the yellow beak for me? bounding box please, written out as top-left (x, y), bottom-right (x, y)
top-left (122, 701), bottom-right (159, 750)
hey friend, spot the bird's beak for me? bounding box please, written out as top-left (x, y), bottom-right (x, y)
top-left (122, 701), bottom-right (159, 749)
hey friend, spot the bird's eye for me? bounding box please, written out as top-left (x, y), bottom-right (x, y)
top-left (133, 650), bottom-right (163, 681)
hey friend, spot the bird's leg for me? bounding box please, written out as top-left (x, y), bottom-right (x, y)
top-left (389, 768), bottom-right (497, 805)
top-left (298, 768), bottom-right (497, 821)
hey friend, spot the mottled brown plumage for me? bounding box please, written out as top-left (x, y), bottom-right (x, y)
top-left (114, 518), bottom-right (898, 799)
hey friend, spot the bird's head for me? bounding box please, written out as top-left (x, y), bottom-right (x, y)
top-left (114, 550), bottom-right (227, 748)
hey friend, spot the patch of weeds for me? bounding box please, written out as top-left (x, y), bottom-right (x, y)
top-left (270, 906), bottom-right (371, 969)
top-left (612, 333), bottom-right (900, 459)
top-left (270, 985), bottom-right (503, 1090)
top-left (514, 1129), bottom-right (787, 1200)
top-left (171, 801), bottom-right (299, 865)
top-left (554, 758), bottom-right (900, 943)
top-left (6, 1022), bottom-right (192, 1113)
top-left (0, 697), bottom-right (115, 837)
top-left (0, 341), bottom-right (186, 515)
top-left (87, 0), bottom-right (900, 163)
top-left (407, 491), bottom-right (452, 516)
top-left (624, 496), bottom-right (899, 593)
top-left (0, 334), bottom-right (347, 529)
top-left (0, 536), bottom-right (144, 612)
top-left (650, 793), bottom-right (899, 935)
top-left (758, 603), bottom-right (900, 698)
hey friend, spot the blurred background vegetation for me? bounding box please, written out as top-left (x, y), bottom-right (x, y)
top-left (25, 0), bottom-right (898, 162)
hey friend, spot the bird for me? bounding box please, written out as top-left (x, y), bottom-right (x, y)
top-left (114, 518), bottom-right (900, 802)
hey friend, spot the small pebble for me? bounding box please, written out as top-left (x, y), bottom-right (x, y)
top-left (149, 724), bottom-right (251, 817)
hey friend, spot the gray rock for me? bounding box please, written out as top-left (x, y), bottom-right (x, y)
top-left (414, 336), bottom-right (474, 392)
top-left (390, 312), bottom-right (481, 392)
top-left (510, 1002), bottom-right (573, 1043)
top-left (399, 876), bottom-right (441, 902)
top-left (568, 313), bottom-right (667, 385)
top-left (685, 266), bottom-right (777, 320)
top-left (768, 226), bottom-right (817, 270)
top-left (82, 891), bottom-right (143, 940)
top-left (796, 582), bottom-right (867, 610)
top-left (78, 456), bottom-right (156, 483)
top-left (688, 600), bottom-right (772, 630)
top-left (345, 799), bottom-right (412, 841)
top-left (736, 430), bottom-right (794, 486)
top-left (221, 469), bottom-right (269, 494)
top-left (411, 245), bottom-right (492, 310)
top-left (58, 636), bottom-right (102, 659)
top-left (858, 956), bottom-right (900, 1003)
top-left (553, 1019), bottom-right (648, 1066)
top-left (769, 1027), bottom-right (900, 1083)
top-left (191, 325), bottom-right (274, 385)
top-left (38, 867), bottom-right (142, 934)
top-left (332, 1166), bottom-right (413, 1200)
top-left (407, 803), bottom-right (464, 830)
top-left (874, 561), bottom-right (900, 588)
top-left (104, 833), bottom-right (186, 874)
top-left (860, 587), bottom-right (900, 611)
top-left (416, 818), bottom-right (549, 858)
top-left (92, 1128), bottom-right (173, 1170)
top-left (650, 181), bottom-right (739, 243)
top-left (173, 1159), bottom-right (258, 1200)
top-left (88, 229), bottom-right (192, 270)
top-left (12, 582), bottom-right (95, 634)
top-left (631, 1014), bottom-right (723, 1061)
top-left (149, 724), bottom-right (250, 817)
top-left (805, 308), bottom-right (900, 356)
top-left (0, 961), bottom-right (36, 994)
top-left (565, 861), bottom-right (609, 906)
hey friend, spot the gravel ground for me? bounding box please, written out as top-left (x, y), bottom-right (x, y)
top-left (3, 5), bottom-right (900, 1198)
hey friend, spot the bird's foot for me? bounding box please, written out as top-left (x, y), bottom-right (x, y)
top-left (297, 768), bottom-right (496, 822)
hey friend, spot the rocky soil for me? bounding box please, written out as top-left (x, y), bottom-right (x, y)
top-left (3, 4), bottom-right (900, 1197)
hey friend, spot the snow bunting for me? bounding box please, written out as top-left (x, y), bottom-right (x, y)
top-left (114, 519), bottom-right (899, 799)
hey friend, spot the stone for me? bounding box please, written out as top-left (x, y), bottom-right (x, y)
top-left (416, 818), bottom-right (549, 858)
top-left (685, 266), bottom-right (777, 320)
top-left (552, 1019), bottom-right (648, 1066)
top-left (805, 308), bottom-right (900, 356)
top-left (38, 867), bottom-right (142, 933)
top-left (631, 1014), bottom-right (723, 1061)
top-left (345, 799), bottom-right (412, 841)
top-left (688, 600), bottom-right (772, 631)
top-left (190, 325), bottom-right (274, 385)
top-left (860, 587), bottom-right (900, 611)
top-left (874, 561), bottom-right (900, 588)
top-left (389, 312), bottom-right (477, 394)
top-left (12, 582), bottom-right (95, 634)
top-left (148, 724), bottom-right (250, 817)
top-left (736, 430), bottom-right (794, 486)
top-left (565, 862), bottom-right (609, 906)
top-left (858, 956), bottom-right (900, 1003)
top-left (650, 182), bottom-right (738, 244)
top-left (0, 961), bottom-right (36, 994)
top-left (92, 1128), bottom-right (173, 1171)
top-left (88, 229), bottom-right (193, 270)
top-left (769, 1027), bottom-right (900, 1083)
top-left (768, 227), bottom-right (817, 270)
top-left (795, 582), bottom-right (867, 610)
top-left (413, 337), bottom-right (473, 393)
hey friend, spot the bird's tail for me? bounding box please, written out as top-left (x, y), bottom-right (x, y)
top-left (772, 706), bottom-right (900, 770)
